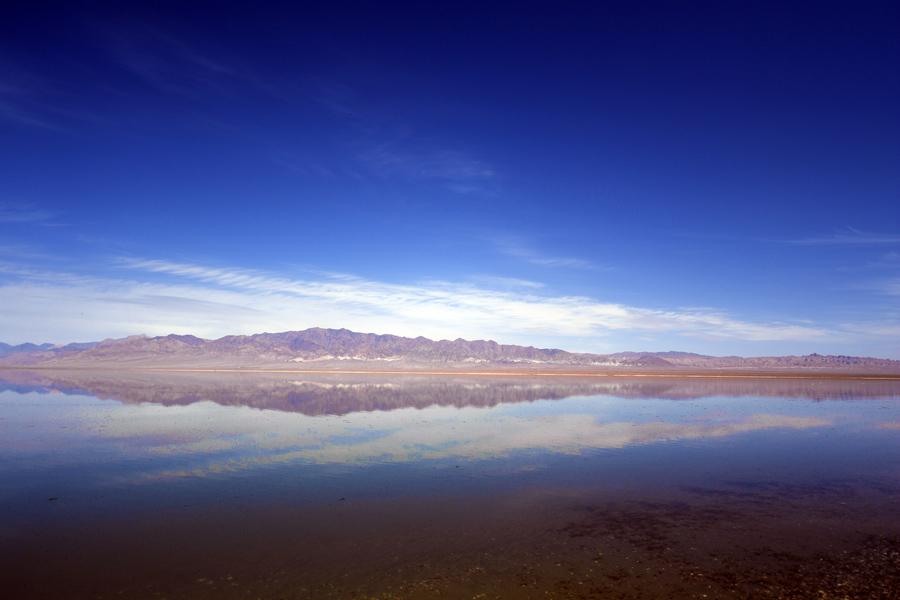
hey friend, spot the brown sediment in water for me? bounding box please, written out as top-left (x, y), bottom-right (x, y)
top-left (4, 480), bottom-right (899, 600)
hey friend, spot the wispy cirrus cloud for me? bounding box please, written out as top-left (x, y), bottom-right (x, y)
top-left (311, 80), bottom-right (498, 194)
top-left (491, 235), bottom-right (596, 270)
top-left (780, 227), bottom-right (900, 246)
top-left (0, 203), bottom-right (58, 224)
top-left (0, 242), bottom-right (66, 261)
top-left (0, 64), bottom-right (65, 131)
top-left (357, 141), bottom-right (496, 194)
top-left (851, 277), bottom-right (900, 297)
top-left (467, 275), bottom-right (545, 290)
top-left (0, 94), bottom-right (59, 130)
top-left (94, 18), bottom-right (239, 98)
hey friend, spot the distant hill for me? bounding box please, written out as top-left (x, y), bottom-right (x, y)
top-left (0, 341), bottom-right (100, 359)
top-left (1, 327), bottom-right (898, 374)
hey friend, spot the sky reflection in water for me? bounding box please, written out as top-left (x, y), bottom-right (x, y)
top-left (2, 372), bottom-right (898, 489)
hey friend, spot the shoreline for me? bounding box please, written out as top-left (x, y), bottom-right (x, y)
top-left (4, 365), bottom-right (900, 380)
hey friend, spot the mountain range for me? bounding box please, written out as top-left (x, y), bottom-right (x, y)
top-left (2, 327), bottom-right (899, 374)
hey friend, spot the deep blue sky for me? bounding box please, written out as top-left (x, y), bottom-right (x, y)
top-left (1, 1), bottom-right (898, 357)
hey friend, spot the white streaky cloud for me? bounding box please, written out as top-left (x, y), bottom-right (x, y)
top-left (0, 257), bottom-right (840, 346)
top-left (835, 320), bottom-right (900, 339)
top-left (123, 258), bottom-right (832, 342)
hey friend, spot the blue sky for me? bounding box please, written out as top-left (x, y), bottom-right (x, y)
top-left (1, 1), bottom-right (898, 358)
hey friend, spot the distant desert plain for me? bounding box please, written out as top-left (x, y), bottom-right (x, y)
top-left (2, 327), bottom-right (899, 378)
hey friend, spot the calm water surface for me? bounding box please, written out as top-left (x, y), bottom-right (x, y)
top-left (2, 370), bottom-right (899, 599)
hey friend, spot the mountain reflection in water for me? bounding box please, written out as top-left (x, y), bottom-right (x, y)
top-left (2, 369), bottom-right (899, 415)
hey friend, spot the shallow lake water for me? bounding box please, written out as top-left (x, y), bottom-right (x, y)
top-left (2, 370), bottom-right (899, 599)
